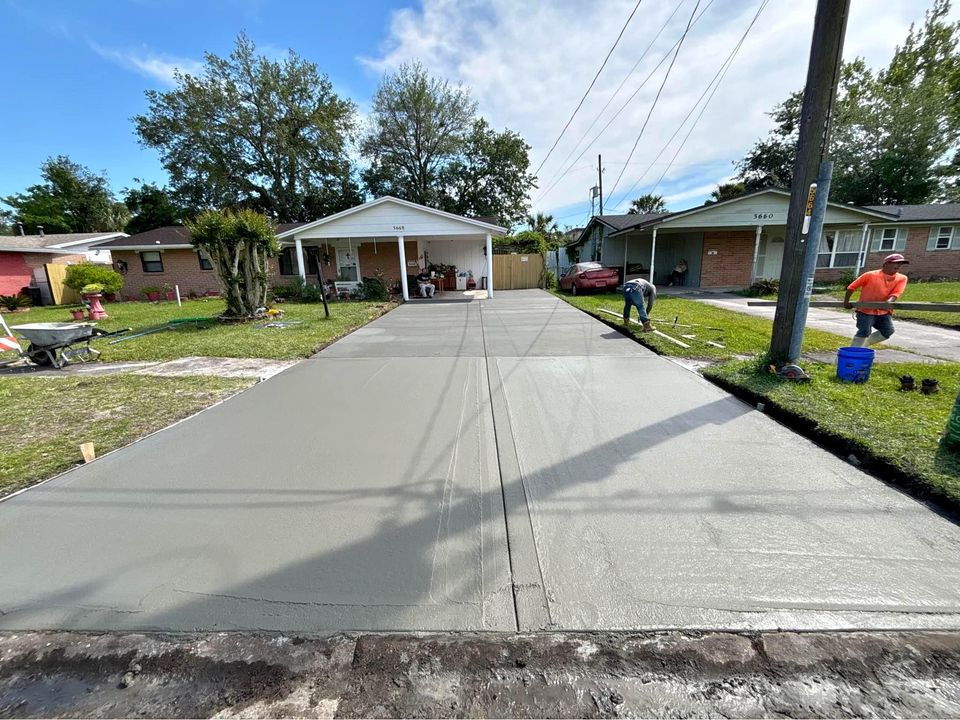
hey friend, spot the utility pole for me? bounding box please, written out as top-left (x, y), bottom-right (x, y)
top-left (596, 154), bottom-right (604, 262)
top-left (770, 0), bottom-right (850, 361)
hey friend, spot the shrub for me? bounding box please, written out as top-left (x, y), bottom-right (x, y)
top-left (544, 270), bottom-right (557, 289)
top-left (836, 269), bottom-right (856, 287)
top-left (300, 281), bottom-right (327, 303)
top-left (356, 276), bottom-right (389, 301)
top-left (0, 293), bottom-right (31, 311)
top-left (743, 278), bottom-right (779, 297)
top-left (64, 263), bottom-right (124, 294)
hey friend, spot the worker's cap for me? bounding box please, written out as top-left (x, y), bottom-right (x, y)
top-left (882, 253), bottom-right (909, 264)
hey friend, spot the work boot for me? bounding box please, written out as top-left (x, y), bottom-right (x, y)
top-left (865, 330), bottom-right (887, 346)
top-left (642, 321), bottom-right (655, 333)
top-left (850, 335), bottom-right (867, 347)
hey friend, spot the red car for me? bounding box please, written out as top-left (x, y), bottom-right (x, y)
top-left (559, 262), bottom-right (620, 295)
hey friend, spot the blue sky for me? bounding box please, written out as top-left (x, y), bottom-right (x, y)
top-left (0, 0), bottom-right (401, 197)
top-left (0, 0), bottom-right (948, 227)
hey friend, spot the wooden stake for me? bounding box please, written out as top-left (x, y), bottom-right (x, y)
top-left (80, 442), bottom-right (96, 463)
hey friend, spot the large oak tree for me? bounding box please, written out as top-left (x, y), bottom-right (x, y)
top-left (135, 33), bottom-right (362, 222)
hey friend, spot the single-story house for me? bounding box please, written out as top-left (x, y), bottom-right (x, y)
top-left (0, 231), bottom-right (126, 300)
top-left (90, 197), bottom-right (509, 301)
top-left (568, 187), bottom-right (960, 288)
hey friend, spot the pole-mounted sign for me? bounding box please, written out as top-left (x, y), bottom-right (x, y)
top-left (801, 183), bottom-right (817, 236)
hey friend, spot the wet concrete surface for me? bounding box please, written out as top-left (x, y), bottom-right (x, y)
top-left (1, 291), bottom-right (960, 634)
top-left (2, 630), bottom-right (960, 718)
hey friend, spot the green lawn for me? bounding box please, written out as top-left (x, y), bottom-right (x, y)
top-left (0, 375), bottom-right (252, 496)
top-left (3, 298), bottom-right (395, 361)
top-left (554, 290), bottom-right (849, 360)
top-left (705, 359), bottom-right (960, 507)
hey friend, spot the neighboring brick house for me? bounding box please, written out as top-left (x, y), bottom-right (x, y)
top-left (92, 224), bottom-right (305, 299)
top-left (568, 188), bottom-right (960, 288)
top-left (0, 231), bottom-right (125, 301)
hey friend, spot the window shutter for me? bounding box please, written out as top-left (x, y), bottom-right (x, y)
top-left (870, 228), bottom-right (882, 253)
top-left (927, 227), bottom-right (939, 251)
top-left (894, 228), bottom-right (907, 251)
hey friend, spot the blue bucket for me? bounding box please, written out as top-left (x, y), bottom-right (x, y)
top-left (836, 346), bottom-right (875, 383)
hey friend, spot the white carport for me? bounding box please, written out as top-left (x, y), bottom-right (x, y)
top-left (275, 197), bottom-right (508, 301)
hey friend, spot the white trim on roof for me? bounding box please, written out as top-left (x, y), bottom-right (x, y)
top-left (275, 196), bottom-right (508, 239)
top-left (0, 246), bottom-right (77, 254)
top-left (48, 232), bottom-right (128, 249)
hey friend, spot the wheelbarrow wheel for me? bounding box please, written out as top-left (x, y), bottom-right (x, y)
top-left (26, 344), bottom-right (58, 368)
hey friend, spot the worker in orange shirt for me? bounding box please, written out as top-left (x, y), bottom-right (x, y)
top-left (843, 253), bottom-right (909, 347)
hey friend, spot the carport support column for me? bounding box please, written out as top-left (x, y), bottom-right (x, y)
top-left (295, 237), bottom-right (306, 280)
top-left (649, 227), bottom-right (657, 283)
top-left (486, 233), bottom-right (494, 298)
top-left (398, 235), bottom-right (409, 302)
top-left (751, 225), bottom-right (763, 284)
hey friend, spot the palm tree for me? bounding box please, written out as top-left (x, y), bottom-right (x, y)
top-left (526, 212), bottom-right (562, 288)
top-left (627, 193), bottom-right (667, 215)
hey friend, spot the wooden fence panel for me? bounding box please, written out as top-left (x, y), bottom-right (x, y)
top-left (493, 254), bottom-right (544, 290)
top-left (44, 264), bottom-right (80, 305)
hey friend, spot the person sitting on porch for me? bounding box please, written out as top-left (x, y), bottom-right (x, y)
top-left (667, 259), bottom-right (688, 287)
top-left (416, 268), bottom-right (435, 298)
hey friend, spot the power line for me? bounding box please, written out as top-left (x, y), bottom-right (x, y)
top-left (539, 0), bottom-right (688, 188)
top-left (605, 0), bottom-right (701, 204)
top-left (607, 0), bottom-right (770, 212)
top-left (532, 0), bottom-right (644, 178)
top-left (531, 0), bottom-right (715, 207)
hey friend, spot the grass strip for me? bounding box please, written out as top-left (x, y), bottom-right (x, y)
top-left (0, 374), bottom-right (252, 496)
top-left (3, 299), bottom-right (396, 361)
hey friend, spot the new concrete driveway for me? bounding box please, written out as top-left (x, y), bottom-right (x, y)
top-left (1, 290), bottom-right (960, 632)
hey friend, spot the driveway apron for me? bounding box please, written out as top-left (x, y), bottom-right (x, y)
top-left (1, 290), bottom-right (959, 632)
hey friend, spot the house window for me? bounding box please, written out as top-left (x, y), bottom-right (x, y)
top-left (935, 226), bottom-right (954, 250)
top-left (817, 230), bottom-right (860, 268)
top-left (878, 228), bottom-right (898, 251)
top-left (198, 249), bottom-right (213, 270)
top-left (140, 251), bottom-right (163, 273)
top-left (278, 247), bottom-right (319, 276)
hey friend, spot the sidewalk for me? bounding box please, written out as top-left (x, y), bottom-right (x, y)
top-left (681, 290), bottom-right (960, 363)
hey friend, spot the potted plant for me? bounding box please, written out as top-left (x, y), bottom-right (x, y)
top-left (141, 285), bottom-right (162, 302)
top-left (81, 283), bottom-right (108, 320)
top-left (162, 283), bottom-right (175, 301)
top-left (70, 305), bottom-right (85, 321)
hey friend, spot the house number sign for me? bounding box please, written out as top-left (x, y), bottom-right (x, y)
top-left (753, 213), bottom-right (775, 220)
top-left (393, 225), bottom-right (405, 231)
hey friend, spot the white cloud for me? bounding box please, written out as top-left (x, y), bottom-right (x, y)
top-left (90, 42), bottom-right (204, 86)
top-left (361, 0), bottom-right (956, 218)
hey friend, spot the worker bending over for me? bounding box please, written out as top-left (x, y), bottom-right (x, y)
top-left (622, 277), bottom-right (656, 332)
top-left (843, 253), bottom-right (909, 347)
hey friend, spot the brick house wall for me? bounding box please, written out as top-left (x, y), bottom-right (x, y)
top-left (814, 225), bottom-right (960, 284)
top-left (357, 241), bottom-right (416, 285)
top-left (1, 251), bottom-right (85, 295)
top-left (699, 230), bottom-right (756, 287)
top-left (113, 249), bottom-right (220, 299)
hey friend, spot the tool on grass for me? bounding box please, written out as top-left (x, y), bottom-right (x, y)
top-left (768, 363), bottom-right (812, 382)
top-left (109, 316), bottom-right (216, 344)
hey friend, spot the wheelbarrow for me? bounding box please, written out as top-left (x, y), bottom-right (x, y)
top-left (1, 316), bottom-right (129, 369)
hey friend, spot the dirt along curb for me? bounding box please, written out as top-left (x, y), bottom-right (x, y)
top-left (2, 630), bottom-right (959, 718)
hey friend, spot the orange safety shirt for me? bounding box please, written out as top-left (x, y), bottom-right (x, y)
top-left (847, 269), bottom-right (908, 315)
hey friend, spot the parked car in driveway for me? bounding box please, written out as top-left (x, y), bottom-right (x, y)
top-left (559, 262), bottom-right (620, 295)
